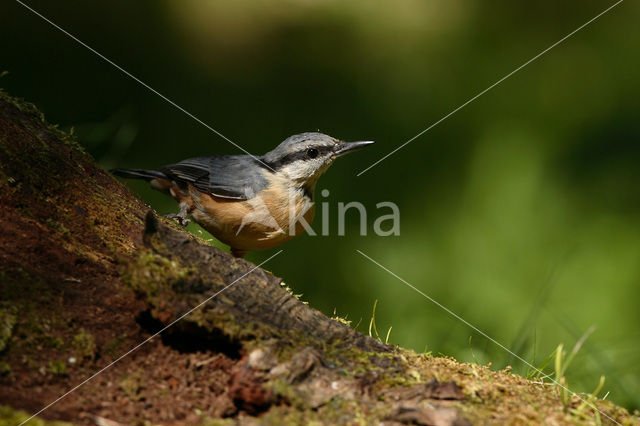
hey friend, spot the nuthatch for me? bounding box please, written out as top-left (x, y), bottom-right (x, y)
top-left (112, 132), bottom-right (373, 257)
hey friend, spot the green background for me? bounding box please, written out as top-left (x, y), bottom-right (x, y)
top-left (2, 0), bottom-right (639, 410)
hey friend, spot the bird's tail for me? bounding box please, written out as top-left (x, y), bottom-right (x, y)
top-left (110, 168), bottom-right (167, 181)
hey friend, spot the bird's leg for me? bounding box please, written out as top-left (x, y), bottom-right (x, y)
top-left (231, 247), bottom-right (246, 258)
top-left (165, 201), bottom-right (191, 227)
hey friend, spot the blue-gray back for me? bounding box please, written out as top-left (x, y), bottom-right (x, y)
top-left (159, 155), bottom-right (270, 200)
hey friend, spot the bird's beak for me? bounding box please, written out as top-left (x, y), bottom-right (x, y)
top-left (333, 140), bottom-right (374, 157)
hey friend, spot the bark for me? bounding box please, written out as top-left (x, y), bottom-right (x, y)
top-left (0, 89), bottom-right (636, 425)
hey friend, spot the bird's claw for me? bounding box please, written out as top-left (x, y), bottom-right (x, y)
top-left (165, 213), bottom-right (190, 227)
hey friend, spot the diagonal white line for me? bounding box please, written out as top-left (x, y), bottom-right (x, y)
top-left (357, 0), bottom-right (625, 176)
top-left (356, 249), bottom-right (621, 425)
top-left (19, 250), bottom-right (283, 426)
top-left (14, 0), bottom-right (276, 172)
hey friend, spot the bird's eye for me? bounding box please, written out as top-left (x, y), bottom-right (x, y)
top-left (307, 148), bottom-right (319, 159)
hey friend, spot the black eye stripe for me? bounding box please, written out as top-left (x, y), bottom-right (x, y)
top-left (262, 145), bottom-right (334, 169)
top-left (311, 145), bottom-right (333, 157)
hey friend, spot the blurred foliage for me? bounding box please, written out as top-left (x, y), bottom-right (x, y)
top-left (2, 0), bottom-right (639, 410)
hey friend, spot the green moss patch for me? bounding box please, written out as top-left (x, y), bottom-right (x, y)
top-left (0, 306), bottom-right (16, 353)
top-left (0, 405), bottom-right (71, 426)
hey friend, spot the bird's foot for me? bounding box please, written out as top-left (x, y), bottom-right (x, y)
top-left (165, 213), bottom-right (190, 227)
top-left (231, 248), bottom-right (247, 258)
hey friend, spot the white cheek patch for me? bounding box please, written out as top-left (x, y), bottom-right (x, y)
top-left (280, 160), bottom-right (321, 181)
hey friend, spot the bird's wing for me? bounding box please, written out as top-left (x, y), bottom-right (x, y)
top-left (159, 156), bottom-right (270, 200)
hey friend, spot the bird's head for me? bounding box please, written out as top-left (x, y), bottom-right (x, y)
top-left (262, 132), bottom-right (373, 187)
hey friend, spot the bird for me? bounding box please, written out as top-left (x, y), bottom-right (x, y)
top-left (111, 132), bottom-right (373, 257)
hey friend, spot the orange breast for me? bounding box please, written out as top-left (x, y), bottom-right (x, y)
top-left (187, 179), bottom-right (315, 252)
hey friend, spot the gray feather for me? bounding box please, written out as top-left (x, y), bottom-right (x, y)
top-left (159, 155), bottom-right (270, 200)
top-left (111, 168), bottom-right (168, 181)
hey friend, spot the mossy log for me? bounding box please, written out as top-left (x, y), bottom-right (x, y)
top-left (0, 89), bottom-right (637, 426)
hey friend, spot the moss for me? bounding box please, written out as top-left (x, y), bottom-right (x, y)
top-left (0, 405), bottom-right (72, 426)
top-left (324, 342), bottom-right (403, 379)
top-left (122, 249), bottom-right (194, 298)
top-left (0, 131), bottom-right (65, 196)
top-left (279, 281), bottom-right (308, 305)
top-left (253, 405), bottom-right (321, 425)
top-left (44, 336), bottom-right (64, 350)
top-left (45, 219), bottom-right (71, 238)
top-left (197, 417), bottom-right (236, 426)
top-left (265, 378), bottom-right (311, 410)
top-left (0, 362), bottom-right (10, 376)
top-left (122, 246), bottom-right (282, 346)
top-left (0, 305), bottom-right (17, 352)
top-left (72, 328), bottom-right (96, 359)
top-left (265, 330), bottom-right (340, 365)
top-left (0, 88), bottom-right (85, 154)
top-left (47, 359), bottom-right (67, 376)
top-left (102, 336), bottom-right (125, 359)
top-left (317, 389), bottom-right (386, 423)
top-left (87, 190), bottom-right (142, 256)
top-left (330, 315), bottom-right (351, 327)
top-left (188, 308), bottom-right (276, 345)
top-left (119, 369), bottom-right (144, 401)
